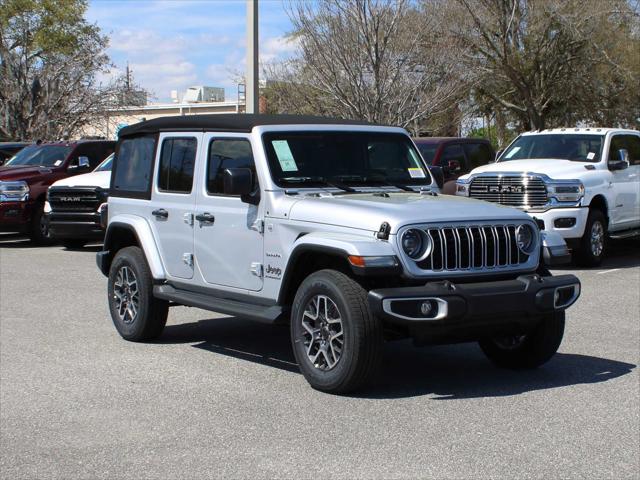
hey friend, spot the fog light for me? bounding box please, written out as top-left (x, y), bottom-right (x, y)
top-left (420, 301), bottom-right (433, 316)
top-left (554, 217), bottom-right (576, 228)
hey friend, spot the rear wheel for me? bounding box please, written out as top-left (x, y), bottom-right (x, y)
top-left (290, 269), bottom-right (382, 394)
top-left (108, 246), bottom-right (168, 341)
top-left (574, 209), bottom-right (606, 266)
top-left (479, 311), bottom-right (565, 369)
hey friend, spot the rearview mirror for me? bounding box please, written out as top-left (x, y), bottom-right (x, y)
top-left (608, 149), bottom-right (629, 171)
top-left (429, 166), bottom-right (444, 189)
top-left (223, 168), bottom-right (259, 204)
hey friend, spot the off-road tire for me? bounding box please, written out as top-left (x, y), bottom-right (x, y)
top-left (479, 311), bottom-right (565, 369)
top-left (29, 203), bottom-right (54, 245)
top-left (290, 269), bottom-right (382, 394)
top-left (574, 209), bottom-right (607, 267)
top-left (62, 239), bottom-right (87, 249)
top-left (108, 246), bottom-right (168, 341)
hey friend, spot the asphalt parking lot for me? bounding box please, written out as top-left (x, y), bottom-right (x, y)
top-left (1, 234), bottom-right (638, 479)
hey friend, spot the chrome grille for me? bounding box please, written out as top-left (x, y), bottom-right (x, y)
top-left (469, 176), bottom-right (547, 207)
top-left (416, 225), bottom-right (528, 272)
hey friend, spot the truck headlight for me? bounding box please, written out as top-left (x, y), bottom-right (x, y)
top-left (515, 224), bottom-right (537, 254)
top-left (455, 178), bottom-right (470, 196)
top-left (401, 229), bottom-right (432, 260)
top-left (547, 182), bottom-right (584, 203)
top-left (0, 181), bottom-right (29, 202)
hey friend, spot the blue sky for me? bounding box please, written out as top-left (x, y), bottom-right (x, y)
top-left (86, 0), bottom-right (297, 102)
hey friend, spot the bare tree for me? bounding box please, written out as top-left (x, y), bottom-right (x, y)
top-left (264, 0), bottom-right (469, 133)
top-left (0, 0), bottom-right (145, 141)
top-left (448, 0), bottom-right (640, 130)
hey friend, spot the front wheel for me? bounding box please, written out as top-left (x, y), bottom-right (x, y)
top-left (290, 269), bottom-right (382, 394)
top-left (107, 246), bottom-right (168, 341)
top-left (29, 204), bottom-right (54, 245)
top-left (479, 311), bottom-right (565, 369)
top-left (574, 209), bottom-right (607, 267)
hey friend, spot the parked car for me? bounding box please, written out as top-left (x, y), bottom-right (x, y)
top-left (96, 114), bottom-right (579, 394)
top-left (46, 153), bottom-right (112, 248)
top-left (456, 128), bottom-right (640, 265)
top-left (413, 137), bottom-right (495, 194)
top-left (0, 142), bottom-right (31, 166)
top-left (0, 140), bottom-right (115, 244)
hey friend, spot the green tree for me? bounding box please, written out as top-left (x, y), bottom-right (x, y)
top-left (0, 0), bottom-right (119, 140)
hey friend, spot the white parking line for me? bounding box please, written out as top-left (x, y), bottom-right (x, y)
top-left (597, 268), bottom-right (621, 275)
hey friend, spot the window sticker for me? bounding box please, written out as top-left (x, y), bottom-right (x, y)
top-left (272, 140), bottom-right (298, 172)
top-left (586, 152), bottom-right (595, 160)
top-left (408, 167), bottom-right (426, 178)
top-left (54, 160), bottom-right (62, 166)
top-left (504, 146), bottom-right (520, 159)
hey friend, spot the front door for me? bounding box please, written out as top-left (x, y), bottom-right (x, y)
top-left (194, 133), bottom-right (264, 291)
top-left (150, 133), bottom-right (200, 279)
top-left (608, 134), bottom-right (640, 230)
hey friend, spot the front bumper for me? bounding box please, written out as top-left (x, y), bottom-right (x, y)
top-left (369, 274), bottom-right (580, 344)
top-left (530, 207), bottom-right (589, 240)
top-left (47, 212), bottom-right (104, 240)
top-left (0, 201), bottom-right (32, 232)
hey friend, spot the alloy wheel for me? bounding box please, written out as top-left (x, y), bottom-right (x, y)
top-left (590, 221), bottom-right (604, 257)
top-left (301, 294), bottom-right (344, 371)
top-left (113, 266), bottom-right (139, 325)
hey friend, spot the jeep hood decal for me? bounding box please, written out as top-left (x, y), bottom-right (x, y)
top-left (288, 192), bottom-right (529, 233)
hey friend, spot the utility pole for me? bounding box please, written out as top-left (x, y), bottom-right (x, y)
top-left (246, 0), bottom-right (259, 114)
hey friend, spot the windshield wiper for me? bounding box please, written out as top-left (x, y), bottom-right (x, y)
top-left (280, 176), bottom-right (356, 193)
top-left (333, 174), bottom-right (415, 192)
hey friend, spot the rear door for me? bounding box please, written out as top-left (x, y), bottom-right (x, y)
top-left (149, 133), bottom-right (201, 279)
top-left (463, 142), bottom-right (494, 172)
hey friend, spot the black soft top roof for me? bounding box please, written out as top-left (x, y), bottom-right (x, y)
top-left (118, 114), bottom-right (375, 138)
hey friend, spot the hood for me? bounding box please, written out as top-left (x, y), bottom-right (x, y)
top-left (50, 170), bottom-right (111, 188)
top-left (0, 165), bottom-right (58, 182)
top-left (288, 192), bottom-right (531, 233)
top-left (468, 159), bottom-right (590, 180)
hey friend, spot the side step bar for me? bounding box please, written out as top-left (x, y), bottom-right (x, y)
top-left (153, 284), bottom-right (287, 324)
top-left (609, 229), bottom-right (640, 240)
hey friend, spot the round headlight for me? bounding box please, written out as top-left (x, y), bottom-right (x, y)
top-left (515, 224), bottom-right (536, 254)
top-left (401, 229), bottom-right (432, 260)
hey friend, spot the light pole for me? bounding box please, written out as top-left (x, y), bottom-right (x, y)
top-left (246, 0), bottom-right (259, 114)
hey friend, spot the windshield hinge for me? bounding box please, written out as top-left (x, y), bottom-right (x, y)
top-left (250, 219), bottom-right (264, 234)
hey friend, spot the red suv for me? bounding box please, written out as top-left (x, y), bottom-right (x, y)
top-left (413, 137), bottom-right (495, 194)
top-left (0, 140), bottom-right (115, 244)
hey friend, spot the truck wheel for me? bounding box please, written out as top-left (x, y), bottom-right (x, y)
top-left (479, 311), bottom-right (565, 369)
top-left (574, 209), bottom-right (606, 267)
top-left (290, 269), bottom-right (382, 394)
top-left (107, 246), bottom-right (168, 341)
top-left (62, 239), bottom-right (87, 249)
top-left (29, 203), bottom-right (54, 245)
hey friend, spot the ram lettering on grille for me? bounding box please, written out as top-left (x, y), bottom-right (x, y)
top-left (469, 176), bottom-right (547, 207)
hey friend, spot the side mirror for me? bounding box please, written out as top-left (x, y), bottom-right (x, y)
top-left (223, 168), bottom-right (259, 204)
top-left (608, 149), bottom-right (629, 171)
top-left (429, 166), bottom-right (444, 189)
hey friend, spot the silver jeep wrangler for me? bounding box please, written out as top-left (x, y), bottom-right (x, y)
top-left (97, 114), bottom-right (580, 393)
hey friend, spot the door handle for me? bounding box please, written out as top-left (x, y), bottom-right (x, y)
top-left (152, 208), bottom-right (169, 219)
top-left (195, 212), bottom-right (215, 224)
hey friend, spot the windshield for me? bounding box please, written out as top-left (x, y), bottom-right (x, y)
top-left (416, 144), bottom-right (438, 165)
top-left (94, 153), bottom-right (113, 172)
top-left (4, 145), bottom-right (73, 167)
top-left (500, 134), bottom-right (604, 162)
top-left (263, 132), bottom-right (432, 189)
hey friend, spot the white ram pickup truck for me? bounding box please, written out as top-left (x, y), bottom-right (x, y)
top-left (456, 128), bottom-right (640, 265)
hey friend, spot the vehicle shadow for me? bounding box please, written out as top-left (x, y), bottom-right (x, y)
top-left (160, 317), bottom-right (635, 399)
top-left (0, 234), bottom-right (35, 248)
top-left (553, 237), bottom-right (640, 271)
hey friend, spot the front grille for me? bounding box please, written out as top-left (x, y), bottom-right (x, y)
top-left (416, 225), bottom-right (529, 272)
top-left (469, 176), bottom-right (547, 207)
top-left (49, 187), bottom-right (104, 212)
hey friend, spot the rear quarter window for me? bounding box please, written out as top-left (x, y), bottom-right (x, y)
top-left (111, 135), bottom-right (157, 198)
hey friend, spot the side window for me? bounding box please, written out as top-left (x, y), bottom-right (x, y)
top-left (207, 139), bottom-right (255, 195)
top-left (623, 135), bottom-right (640, 166)
top-left (112, 135), bottom-right (156, 196)
top-left (441, 144), bottom-right (466, 175)
top-left (157, 137), bottom-right (197, 193)
top-left (609, 135), bottom-right (626, 161)
top-left (463, 143), bottom-right (493, 170)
